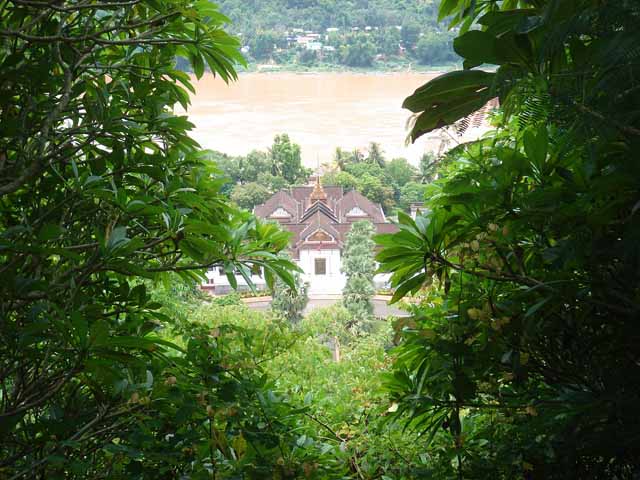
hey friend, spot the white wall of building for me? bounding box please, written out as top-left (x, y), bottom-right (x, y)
top-left (202, 252), bottom-right (392, 296)
top-left (203, 266), bottom-right (267, 294)
top-left (298, 248), bottom-right (345, 295)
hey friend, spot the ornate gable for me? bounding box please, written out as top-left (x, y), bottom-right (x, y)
top-left (306, 229), bottom-right (334, 243)
top-left (268, 207), bottom-right (292, 218)
top-left (346, 206), bottom-right (368, 217)
top-left (254, 190), bottom-right (299, 222)
top-left (338, 190), bottom-right (385, 223)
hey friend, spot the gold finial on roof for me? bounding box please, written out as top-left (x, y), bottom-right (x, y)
top-left (310, 174), bottom-right (327, 203)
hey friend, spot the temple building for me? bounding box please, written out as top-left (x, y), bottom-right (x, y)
top-left (203, 178), bottom-right (398, 295)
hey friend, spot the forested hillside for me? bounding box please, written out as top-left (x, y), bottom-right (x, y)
top-left (218, 0), bottom-right (441, 31)
top-left (216, 0), bottom-right (458, 68)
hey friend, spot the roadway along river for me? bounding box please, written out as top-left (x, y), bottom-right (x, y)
top-left (182, 71), bottom-right (444, 167)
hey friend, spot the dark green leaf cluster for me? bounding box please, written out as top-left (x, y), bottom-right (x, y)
top-left (271, 258), bottom-right (310, 325)
top-left (377, 0), bottom-right (640, 478)
top-left (0, 1), bottom-right (304, 477)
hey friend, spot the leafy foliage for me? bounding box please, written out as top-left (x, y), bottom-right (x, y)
top-left (341, 221), bottom-right (376, 332)
top-left (0, 2), bottom-right (301, 477)
top-left (340, 34), bottom-right (376, 67)
top-left (271, 270), bottom-right (310, 325)
top-left (269, 305), bottom-right (426, 479)
top-left (209, 135), bottom-right (311, 210)
top-left (269, 134), bottom-right (309, 184)
top-left (325, 143), bottom-right (422, 214)
top-left (123, 296), bottom-right (348, 479)
top-left (377, 0), bottom-right (640, 478)
top-left (397, 181), bottom-right (428, 211)
top-left (230, 182), bottom-right (272, 210)
top-left (386, 157), bottom-right (417, 186)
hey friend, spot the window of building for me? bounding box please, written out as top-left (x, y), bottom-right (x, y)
top-left (314, 258), bottom-right (327, 275)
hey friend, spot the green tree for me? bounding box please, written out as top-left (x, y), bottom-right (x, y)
top-left (341, 221), bottom-right (376, 332)
top-left (400, 19), bottom-right (420, 51)
top-left (250, 30), bottom-right (279, 60)
top-left (334, 146), bottom-right (349, 170)
top-left (418, 151), bottom-right (438, 183)
top-left (344, 161), bottom-right (384, 179)
top-left (230, 182), bottom-right (272, 210)
top-left (0, 2), bottom-right (300, 477)
top-left (297, 48), bottom-right (318, 65)
top-left (385, 157), bottom-right (416, 186)
top-left (367, 141), bottom-right (386, 168)
top-left (340, 35), bottom-right (375, 67)
top-left (415, 31), bottom-right (456, 65)
top-left (271, 271), bottom-right (309, 324)
top-left (378, 0), bottom-right (640, 478)
top-left (269, 134), bottom-right (309, 184)
top-left (342, 162), bottom-right (397, 212)
top-left (377, 27), bottom-right (402, 56)
top-left (257, 171), bottom-right (289, 192)
top-left (240, 150), bottom-right (272, 183)
top-left (207, 150), bottom-right (240, 194)
top-left (322, 170), bottom-right (358, 191)
top-left (346, 148), bottom-right (366, 165)
top-left (357, 174), bottom-right (386, 205)
top-left (398, 181), bottom-right (427, 211)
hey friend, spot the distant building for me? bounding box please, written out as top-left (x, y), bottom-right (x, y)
top-left (326, 27), bottom-right (339, 33)
top-left (410, 202), bottom-right (425, 219)
top-left (306, 41), bottom-right (323, 51)
top-left (203, 178), bottom-right (398, 295)
top-left (296, 35), bottom-right (320, 47)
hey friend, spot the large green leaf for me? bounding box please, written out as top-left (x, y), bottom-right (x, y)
top-left (403, 70), bottom-right (496, 142)
top-left (454, 30), bottom-right (500, 68)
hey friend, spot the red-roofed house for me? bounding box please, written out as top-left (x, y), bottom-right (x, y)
top-left (203, 178), bottom-right (398, 295)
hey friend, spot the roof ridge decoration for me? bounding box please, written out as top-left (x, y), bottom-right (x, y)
top-left (309, 175), bottom-right (328, 203)
top-left (300, 200), bottom-right (339, 223)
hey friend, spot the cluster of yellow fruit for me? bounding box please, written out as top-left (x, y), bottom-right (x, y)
top-left (467, 304), bottom-right (511, 331)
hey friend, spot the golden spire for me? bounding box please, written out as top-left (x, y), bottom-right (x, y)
top-left (310, 174), bottom-right (327, 203)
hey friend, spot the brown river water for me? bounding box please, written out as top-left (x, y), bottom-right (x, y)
top-left (182, 72), bottom-right (445, 167)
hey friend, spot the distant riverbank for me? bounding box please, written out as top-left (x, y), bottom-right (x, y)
top-left (240, 60), bottom-right (458, 75)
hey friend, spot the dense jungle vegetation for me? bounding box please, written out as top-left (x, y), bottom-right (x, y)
top-left (1, 0), bottom-right (640, 479)
top-left (216, 0), bottom-right (459, 69)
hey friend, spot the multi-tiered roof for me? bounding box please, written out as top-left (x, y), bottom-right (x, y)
top-left (253, 177), bottom-right (397, 258)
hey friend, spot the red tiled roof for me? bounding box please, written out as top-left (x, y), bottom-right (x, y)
top-left (337, 190), bottom-right (386, 223)
top-left (254, 184), bottom-right (398, 253)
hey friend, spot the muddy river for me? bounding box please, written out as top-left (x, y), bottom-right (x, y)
top-left (183, 71), bottom-right (446, 167)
